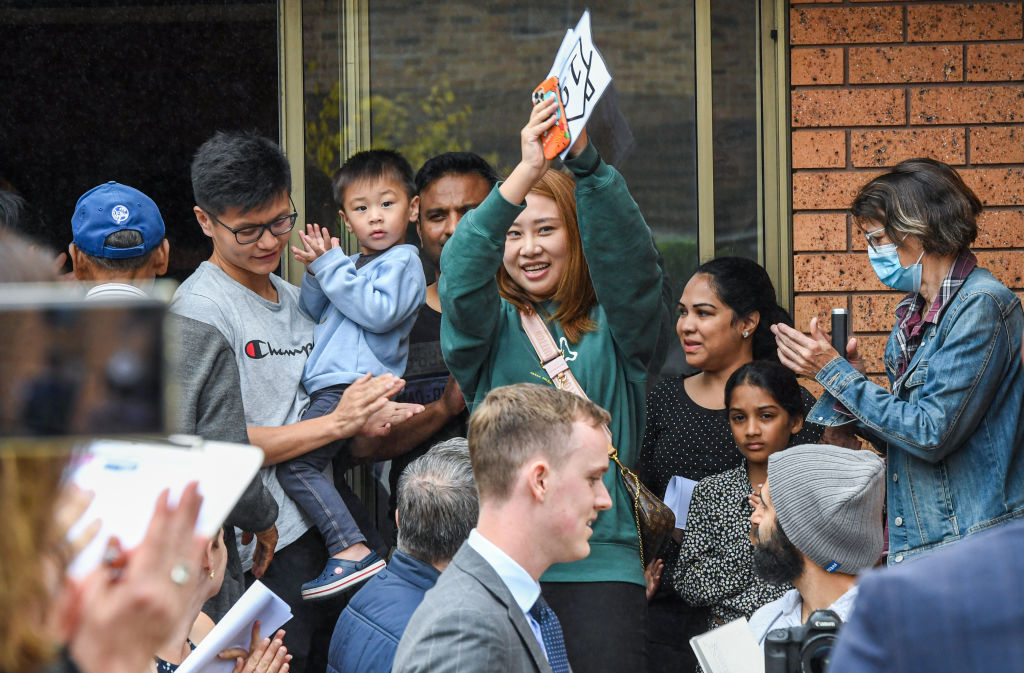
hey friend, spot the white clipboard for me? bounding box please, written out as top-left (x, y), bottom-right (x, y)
top-left (66, 437), bottom-right (264, 579)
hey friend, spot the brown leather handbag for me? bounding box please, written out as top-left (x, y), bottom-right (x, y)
top-left (520, 310), bottom-right (675, 569)
top-left (607, 447), bottom-right (676, 568)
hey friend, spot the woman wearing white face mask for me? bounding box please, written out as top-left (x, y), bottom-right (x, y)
top-left (771, 158), bottom-right (1024, 564)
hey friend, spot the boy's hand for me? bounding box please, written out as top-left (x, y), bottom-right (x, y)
top-left (291, 223), bottom-right (340, 270)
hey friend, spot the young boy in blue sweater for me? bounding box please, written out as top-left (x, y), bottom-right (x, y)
top-left (279, 149), bottom-right (426, 600)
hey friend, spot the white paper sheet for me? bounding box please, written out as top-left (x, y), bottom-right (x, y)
top-left (690, 618), bottom-right (765, 673)
top-left (67, 438), bottom-right (264, 579)
top-left (664, 475), bottom-right (699, 528)
top-left (177, 581), bottom-right (292, 673)
top-left (543, 10), bottom-right (613, 159)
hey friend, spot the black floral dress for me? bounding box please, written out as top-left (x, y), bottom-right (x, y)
top-left (672, 464), bottom-right (790, 628)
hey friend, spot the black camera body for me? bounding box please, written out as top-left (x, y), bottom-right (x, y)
top-left (764, 609), bottom-right (842, 673)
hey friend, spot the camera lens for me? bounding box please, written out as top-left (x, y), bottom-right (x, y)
top-left (800, 633), bottom-right (836, 673)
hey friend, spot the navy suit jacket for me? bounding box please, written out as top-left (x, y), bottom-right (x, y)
top-left (829, 518), bottom-right (1024, 673)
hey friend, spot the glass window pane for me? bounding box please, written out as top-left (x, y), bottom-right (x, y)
top-left (360, 1), bottom-right (699, 293)
top-left (710, 0), bottom-right (760, 261)
top-left (0, 1), bottom-right (278, 281)
top-left (302, 0), bottom-right (347, 242)
top-left (300, 1), bottom-right (771, 382)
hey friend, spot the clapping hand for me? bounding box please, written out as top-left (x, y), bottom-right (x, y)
top-left (219, 621), bottom-right (291, 673)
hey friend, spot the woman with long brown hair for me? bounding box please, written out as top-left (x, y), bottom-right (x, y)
top-left (439, 98), bottom-right (663, 671)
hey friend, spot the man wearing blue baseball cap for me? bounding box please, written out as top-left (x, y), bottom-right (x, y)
top-left (69, 181), bottom-right (170, 299)
top-left (66, 179), bottom-right (282, 622)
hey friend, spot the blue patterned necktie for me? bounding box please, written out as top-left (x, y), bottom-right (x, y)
top-left (529, 595), bottom-right (570, 673)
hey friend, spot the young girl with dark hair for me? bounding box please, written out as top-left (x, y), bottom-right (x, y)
top-left (673, 361), bottom-right (805, 630)
top-left (638, 257), bottom-right (823, 673)
top-left (440, 97), bottom-right (663, 672)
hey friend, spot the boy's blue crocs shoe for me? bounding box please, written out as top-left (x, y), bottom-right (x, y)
top-left (300, 551), bottom-right (386, 601)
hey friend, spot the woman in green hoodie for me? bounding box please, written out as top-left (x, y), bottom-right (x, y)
top-left (439, 96), bottom-right (663, 671)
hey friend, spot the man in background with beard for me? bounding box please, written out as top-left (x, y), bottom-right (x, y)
top-left (746, 444), bottom-right (885, 647)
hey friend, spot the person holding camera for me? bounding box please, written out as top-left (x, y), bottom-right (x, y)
top-left (747, 444), bottom-right (885, 647)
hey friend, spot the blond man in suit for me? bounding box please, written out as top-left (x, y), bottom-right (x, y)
top-left (392, 384), bottom-right (613, 673)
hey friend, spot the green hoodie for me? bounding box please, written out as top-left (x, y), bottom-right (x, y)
top-left (439, 143), bottom-right (662, 585)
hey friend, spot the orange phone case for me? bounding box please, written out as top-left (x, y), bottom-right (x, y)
top-left (532, 77), bottom-right (571, 159)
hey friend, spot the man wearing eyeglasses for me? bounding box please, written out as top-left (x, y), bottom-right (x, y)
top-left (170, 130), bottom-right (420, 673)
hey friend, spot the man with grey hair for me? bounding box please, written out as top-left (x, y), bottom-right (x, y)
top-left (327, 438), bottom-right (477, 673)
top-left (747, 443), bottom-right (886, 648)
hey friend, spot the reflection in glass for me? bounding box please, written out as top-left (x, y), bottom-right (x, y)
top-left (711, 0), bottom-right (760, 261)
top-left (0, 2), bottom-right (278, 282)
top-left (303, 1), bottom-right (701, 297)
top-left (301, 1), bottom-right (769, 378)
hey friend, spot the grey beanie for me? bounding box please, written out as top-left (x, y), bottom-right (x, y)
top-left (767, 444), bottom-right (885, 574)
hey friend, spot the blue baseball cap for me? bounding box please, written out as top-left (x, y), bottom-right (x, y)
top-left (72, 181), bottom-right (165, 258)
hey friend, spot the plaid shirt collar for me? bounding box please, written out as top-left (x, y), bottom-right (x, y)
top-left (892, 250), bottom-right (977, 378)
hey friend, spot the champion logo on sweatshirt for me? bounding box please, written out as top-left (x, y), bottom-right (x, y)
top-left (244, 339), bottom-right (314, 359)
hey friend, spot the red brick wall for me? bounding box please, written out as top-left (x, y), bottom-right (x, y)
top-left (789, 1), bottom-right (1024, 389)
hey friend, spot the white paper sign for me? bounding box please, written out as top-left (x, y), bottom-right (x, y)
top-left (544, 10), bottom-right (612, 159)
top-left (67, 438), bottom-right (264, 579)
top-left (177, 581), bottom-right (292, 673)
top-left (665, 475), bottom-right (699, 529)
top-left (690, 618), bottom-right (765, 673)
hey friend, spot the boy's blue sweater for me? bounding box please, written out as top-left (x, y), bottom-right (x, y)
top-left (300, 243), bottom-right (426, 393)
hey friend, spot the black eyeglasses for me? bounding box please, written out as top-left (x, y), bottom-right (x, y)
top-left (205, 204), bottom-right (299, 244)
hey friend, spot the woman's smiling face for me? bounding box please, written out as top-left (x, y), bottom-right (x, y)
top-left (676, 273), bottom-right (751, 372)
top-left (503, 192), bottom-right (569, 302)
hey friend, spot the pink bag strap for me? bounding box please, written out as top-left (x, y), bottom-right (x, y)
top-left (519, 309), bottom-right (613, 442)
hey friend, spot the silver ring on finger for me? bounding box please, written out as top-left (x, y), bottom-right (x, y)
top-left (170, 562), bottom-right (191, 585)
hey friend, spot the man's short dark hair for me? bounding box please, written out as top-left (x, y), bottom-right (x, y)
top-left (0, 191), bottom-right (30, 233)
top-left (83, 230), bottom-right (155, 271)
top-left (0, 191), bottom-right (57, 253)
top-left (415, 152), bottom-right (499, 194)
top-left (396, 438), bottom-right (478, 565)
top-left (190, 131), bottom-right (291, 217)
top-left (332, 149), bottom-right (416, 208)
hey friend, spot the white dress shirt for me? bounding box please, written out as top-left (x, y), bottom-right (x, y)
top-left (748, 585), bottom-right (859, 648)
top-left (467, 528), bottom-right (548, 658)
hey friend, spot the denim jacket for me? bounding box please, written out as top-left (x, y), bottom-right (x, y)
top-left (808, 267), bottom-right (1024, 564)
